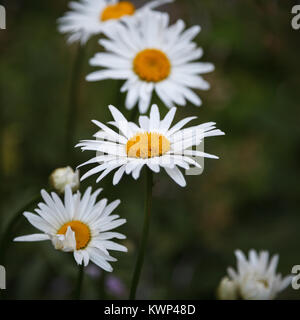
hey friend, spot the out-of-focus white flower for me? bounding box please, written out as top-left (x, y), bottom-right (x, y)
top-left (58, 0), bottom-right (173, 45)
top-left (217, 277), bottom-right (238, 300)
top-left (87, 10), bottom-right (214, 113)
top-left (49, 166), bottom-right (80, 193)
top-left (218, 249), bottom-right (292, 300)
top-left (76, 104), bottom-right (224, 187)
top-left (14, 186), bottom-right (127, 271)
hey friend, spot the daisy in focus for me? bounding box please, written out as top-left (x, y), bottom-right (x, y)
top-left (76, 104), bottom-right (224, 187)
top-left (14, 186), bottom-right (127, 272)
top-left (217, 249), bottom-right (291, 300)
top-left (58, 0), bottom-right (173, 45)
top-left (87, 10), bottom-right (214, 113)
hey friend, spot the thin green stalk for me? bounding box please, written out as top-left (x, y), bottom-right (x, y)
top-left (65, 44), bottom-right (85, 161)
top-left (129, 169), bottom-right (153, 300)
top-left (74, 263), bottom-right (84, 300)
top-left (0, 193), bottom-right (43, 264)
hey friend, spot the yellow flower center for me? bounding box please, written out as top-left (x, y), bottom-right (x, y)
top-left (258, 279), bottom-right (269, 288)
top-left (57, 220), bottom-right (91, 250)
top-left (126, 132), bottom-right (171, 158)
top-left (133, 49), bottom-right (171, 82)
top-left (101, 1), bottom-right (135, 21)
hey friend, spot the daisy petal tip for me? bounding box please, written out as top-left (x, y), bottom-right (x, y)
top-left (108, 104), bottom-right (116, 111)
top-left (209, 63), bottom-right (215, 72)
top-left (115, 199), bottom-right (121, 206)
top-left (85, 74), bottom-right (93, 82)
top-left (40, 189), bottom-right (48, 197)
top-left (107, 266), bottom-right (113, 273)
top-left (23, 211), bottom-right (30, 218)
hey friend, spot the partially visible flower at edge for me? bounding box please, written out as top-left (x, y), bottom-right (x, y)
top-left (58, 0), bottom-right (174, 45)
top-left (217, 249), bottom-right (292, 300)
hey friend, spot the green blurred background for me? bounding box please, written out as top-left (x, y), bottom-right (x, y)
top-left (0, 0), bottom-right (300, 299)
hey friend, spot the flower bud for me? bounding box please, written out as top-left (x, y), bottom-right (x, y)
top-left (217, 277), bottom-right (238, 300)
top-left (50, 166), bottom-right (79, 193)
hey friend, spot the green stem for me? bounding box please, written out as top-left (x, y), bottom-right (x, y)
top-left (65, 44), bottom-right (85, 161)
top-left (0, 193), bottom-right (43, 264)
top-left (129, 169), bottom-right (153, 300)
top-left (74, 264), bottom-right (84, 300)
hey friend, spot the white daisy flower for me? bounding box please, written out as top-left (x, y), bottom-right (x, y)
top-left (218, 249), bottom-right (292, 300)
top-left (76, 104), bottom-right (224, 187)
top-left (86, 10), bottom-right (214, 113)
top-left (58, 0), bottom-right (173, 45)
top-left (14, 186), bottom-right (127, 272)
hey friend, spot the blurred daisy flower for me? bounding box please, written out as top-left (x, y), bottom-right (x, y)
top-left (58, 0), bottom-right (173, 45)
top-left (217, 249), bottom-right (291, 300)
top-left (76, 104), bottom-right (224, 187)
top-left (87, 10), bottom-right (214, 113)
top-left (14, 186), bottom-right (127, 272)
top-left (49, 166), bottom-right (80, 193)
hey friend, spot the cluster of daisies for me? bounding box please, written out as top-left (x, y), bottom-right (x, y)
top-left (13, 0), bottom-right (292, 299)
top-left (60, 0), bottom-right (213, 112)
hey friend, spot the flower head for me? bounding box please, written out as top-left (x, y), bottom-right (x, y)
top-left (14, 186), bottom-right (127, 271)
top-left (58, 0), bottom-right (173, 45)
top-left (76, 104), bottom-right (224, 187)
top-left (87, 10), bottom-right (214, 113)
top-left (218, 249), bottom-right (291, 300)
top-left (49, 166), bottom-right (80, 193)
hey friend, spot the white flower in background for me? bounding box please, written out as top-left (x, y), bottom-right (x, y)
top-left (87, 10), bottom-right (214, 113)
top-left (14, 186), bottom-right (127, 271)
top-left (58, 0), bottom-right (173, 45)
top-left (49, 166), bottom-right (80, 193)
top-left (218, 249), bottom-right (291, 300)
top-left (76, 104), bottom-right (224, 187)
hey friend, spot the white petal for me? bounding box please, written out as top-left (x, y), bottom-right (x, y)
top-left (164, 166), bottom-right (186, 187)
top-left (113, 165), bottom-right (126, 185)
top-left (149, 104), bottom-right (160, 131)
top-left (138, 116), bottom-right (149, 131)
top-left (101, 199), bottom-right (121, 219)
top-left (13, 234), bottom-right (50, 242)
top-left (159, 107), bottom-right (176, 132)
top-left (23, 212), bottom-right (55, 234)
top-left (167, 116), bottom-right (197, 137)
top-left (74, 250), bottom-right (84, 265)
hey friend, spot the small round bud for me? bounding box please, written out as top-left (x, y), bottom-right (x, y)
top-left (50, 166), bottom-right (79, 193)
top-left (217, 277), bottom-right (238, 300)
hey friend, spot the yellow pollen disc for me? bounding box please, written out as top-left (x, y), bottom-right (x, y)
top-left (126, 132), bottom-right (171, 159)
top-left (258, 279), bottom-right (269, 288)
top-left (133, 49), bottom-right (171, 82)
top-left (57, 221), bottom-right (91, 250)
top-left (101, 1), bottom-right (135, 21)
